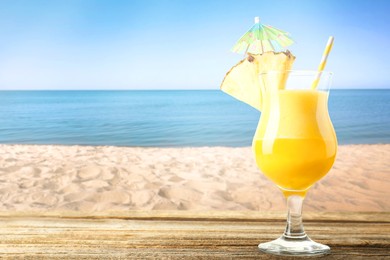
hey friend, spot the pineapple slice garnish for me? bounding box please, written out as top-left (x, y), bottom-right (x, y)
top-left (221, 51), bottom-right (295, 111)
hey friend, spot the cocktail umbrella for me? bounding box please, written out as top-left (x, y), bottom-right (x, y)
top-left (232, 17), bottom-right (294, 55)
top-left (221, 17), bottom-right (295, 111)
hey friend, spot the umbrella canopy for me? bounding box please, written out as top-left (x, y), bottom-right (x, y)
top-left (232, 17), bottom-right (294, 55)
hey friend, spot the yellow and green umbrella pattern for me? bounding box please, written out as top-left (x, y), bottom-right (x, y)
top-left (232, 17), bottom-right (294, 55)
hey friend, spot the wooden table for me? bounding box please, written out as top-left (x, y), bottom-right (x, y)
top-left (0, 211), bottom-right (388, 259)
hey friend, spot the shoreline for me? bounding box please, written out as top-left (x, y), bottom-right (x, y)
top-left (0, 144), bottom-right (389, 212)
top-left (1, 142), bottom-right (390, 147)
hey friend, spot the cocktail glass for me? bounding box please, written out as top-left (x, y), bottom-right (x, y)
top-left (253, 70), bottom-right (337, 256)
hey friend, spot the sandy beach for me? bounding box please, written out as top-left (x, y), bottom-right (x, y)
top-left (0, 144), bottom-right (388, 212)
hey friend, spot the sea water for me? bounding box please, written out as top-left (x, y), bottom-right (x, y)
top-left (0, 90), bottom-right (389, 147)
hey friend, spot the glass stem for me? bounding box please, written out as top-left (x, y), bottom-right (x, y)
top-left (283, 195), bottom-right (307, 239)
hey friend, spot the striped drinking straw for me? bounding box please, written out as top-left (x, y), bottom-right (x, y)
top-left (311, 36), bottom-right (334, 89)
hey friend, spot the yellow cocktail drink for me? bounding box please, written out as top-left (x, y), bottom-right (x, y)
top-left (222, 63), bottom-right (337, 254)
top-left (221, 16), bottom-right (336, 254)
top-left (253, 89), bottom-right (337, 196)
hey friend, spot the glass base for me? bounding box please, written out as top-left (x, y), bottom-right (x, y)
top-left (258, 235), bottom-right (330, 256)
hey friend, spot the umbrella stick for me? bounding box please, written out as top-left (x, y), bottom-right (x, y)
top-left (244, 45), bottom-right (250, 58)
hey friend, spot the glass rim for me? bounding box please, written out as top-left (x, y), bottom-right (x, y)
top-left (259, 70), bottom-right (333, 76)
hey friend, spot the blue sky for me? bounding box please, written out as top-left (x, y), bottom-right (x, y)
top-left (0, 0), bottom-right (389, 90)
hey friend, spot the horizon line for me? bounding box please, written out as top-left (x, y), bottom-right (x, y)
top-left (0, 88), bottom-right (389, 91)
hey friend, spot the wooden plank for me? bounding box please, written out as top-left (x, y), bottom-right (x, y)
top-left (0, 210), bottom-right (388, 222)
top-left (0, 212), bottom-right (388, 259)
